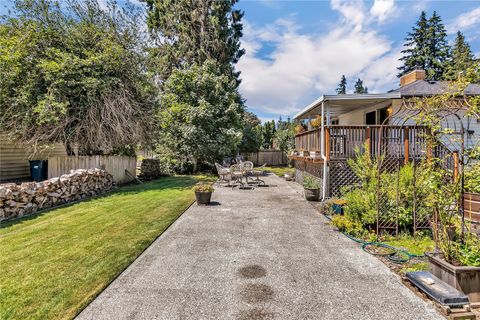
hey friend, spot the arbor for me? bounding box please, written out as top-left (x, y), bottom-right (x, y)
top-left (445, 31), bottom-right (476, 80)
top-left (398, 11), bottom-right (451, 80)
top-left (157, 61), bottom-right (244, 172)
top-left (336, 75), bottom-right (347, 94)
top-left (354, 78), bottom-right (368, 94)
top-left (145, 0), bottom-right (245, 85)
top-left (0, 0), bottom-right (154, 155)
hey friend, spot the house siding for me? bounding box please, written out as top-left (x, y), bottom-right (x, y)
top-left (0, 135), bottom-right (67, 182)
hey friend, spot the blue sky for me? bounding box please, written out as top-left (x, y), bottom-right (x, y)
top-left (234, 0), bottom-right (480, 122)
top-left (2, 0), bottom-right (480, 122)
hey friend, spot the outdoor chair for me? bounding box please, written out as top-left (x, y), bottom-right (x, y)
top-left (215, 162), bottom-right (231, 186)
top-left (240, 161), bottom-right (254, 184)
top-left (250, 163), bottom-right (267, 185)
top-left (229, 164), bottom-right (245, 189)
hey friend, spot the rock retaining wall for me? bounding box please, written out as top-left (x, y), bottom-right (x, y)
top-left (0, 168), bottom-right (114, 222)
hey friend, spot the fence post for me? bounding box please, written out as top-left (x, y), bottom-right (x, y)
top-left (403, 127), bottom-right (409, 165)
top-left (365, 127), bottom-right (371, 157)
top-left (453, 151), bottom-right (459, 181)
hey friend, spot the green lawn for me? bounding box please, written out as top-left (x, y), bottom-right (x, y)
top-left (263, 166), bottom-right (294, 177)
top-left (0, 175), bottom-right (212, 320)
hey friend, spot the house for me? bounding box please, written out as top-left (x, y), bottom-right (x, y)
top-left (292, 69), bottom-right (480, 199)
top-left (0, 134), bottom-right (68, 183)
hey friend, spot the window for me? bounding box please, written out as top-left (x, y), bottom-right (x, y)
top-left (331, 119), bottom-right (339, 125)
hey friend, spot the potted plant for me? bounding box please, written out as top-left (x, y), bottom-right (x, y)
top-left (294, 124), bottom-right (306, 134)
top-left (303, 174), bottom-right (320, 201)
top-left (310, 115), bottom-right (323, 129)
top-left (193, 183), bottom-right (214, 205)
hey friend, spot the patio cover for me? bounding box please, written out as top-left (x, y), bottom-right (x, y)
top-left (293, 93), bottom-right (401, 120)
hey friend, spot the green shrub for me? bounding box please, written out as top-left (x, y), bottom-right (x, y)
top-left (331, 215), bottom-right (367, 238)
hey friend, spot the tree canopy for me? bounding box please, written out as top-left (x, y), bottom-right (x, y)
top-left (157, 60), bottom-right (244, 171)
top-left (336, 75), bottom-right (347, 95)
top-left (0, 0), bottom-right (155, 155)
top-left (353, 78), bottom-right (368, 94)
top-left (445, 31), bottom-right (476, 80)
top-left (144, 0), bottom-right (245, 86)
top-left (398, 11), bottom-right (451, 80)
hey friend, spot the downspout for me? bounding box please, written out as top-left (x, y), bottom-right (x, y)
top-left (320, 100), bottom-right (328, 201)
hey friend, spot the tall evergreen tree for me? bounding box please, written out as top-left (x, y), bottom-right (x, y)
top-left (145, 0), bottom-right (245, 85)
top-left (336, 75), bottom-right (347, 94)
top-left (398, 11), bottom-right (429, 78)
top-left (398, 11), bottom-right (451, 80)
top-left (354, 78), bottom-right (367, 94)
top-left (427, 11), bottom-right (450, 80)
top-left (445, 31), bottom-right (476, 80)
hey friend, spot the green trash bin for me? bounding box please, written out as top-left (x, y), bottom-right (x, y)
top-left (29, 160), bottom-right (48, 182)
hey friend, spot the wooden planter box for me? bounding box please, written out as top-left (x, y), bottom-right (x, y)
top-left (428, 253), bottom-right (480, 302)
top-left (309, 151), bottom-right (322, 160)
top-left (464, 192), bottom-right (480, 223)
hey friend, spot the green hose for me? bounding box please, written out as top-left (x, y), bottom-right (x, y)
top-left (335, 220), bottom-right (425, 264)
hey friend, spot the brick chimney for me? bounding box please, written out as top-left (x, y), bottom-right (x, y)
top-left (400, 69), bottom-right (426, 87)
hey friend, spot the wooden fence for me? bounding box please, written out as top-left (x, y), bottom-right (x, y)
top-left (243, 150), bottom-right (288, 166)
top-left (48, 156), bottom-right (137, 184)
top-left (464, 192), bottom-right (480, 223)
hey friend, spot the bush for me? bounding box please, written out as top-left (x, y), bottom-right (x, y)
top-left (331, 215), bottom-right (367, 238)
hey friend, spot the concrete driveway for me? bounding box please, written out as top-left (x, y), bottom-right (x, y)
top-left (77, 174), bottom-right (443, 320)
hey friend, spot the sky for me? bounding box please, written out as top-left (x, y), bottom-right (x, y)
top-left (1, 0), bottom-right (480, 122)
top-left (234, 0), bottom-right (480, 122)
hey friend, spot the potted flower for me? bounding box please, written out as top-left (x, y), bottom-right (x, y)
top-left (310, 115), bottom-right (323, 129)
top-left (193, 183), bottom-right (214, 205)
top-left (294, 124), bottom-right (306, 134)
top-left (303, 174), bottom-right (320, 201)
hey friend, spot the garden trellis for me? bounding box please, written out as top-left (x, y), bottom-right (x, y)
top-left (373, 97), bottom-right (479, 240)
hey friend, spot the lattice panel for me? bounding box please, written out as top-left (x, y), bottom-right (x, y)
top-left (328, 160), bottom-right (361, 198)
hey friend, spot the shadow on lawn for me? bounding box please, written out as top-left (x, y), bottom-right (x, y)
top-left (0, 175), bottom-right (213, 230)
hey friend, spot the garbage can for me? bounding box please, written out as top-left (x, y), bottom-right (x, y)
top-left (29, 160), bottom-right (48, 182)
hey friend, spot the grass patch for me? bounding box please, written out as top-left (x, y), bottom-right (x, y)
top-left (263, 166), bottom-right (294, 177)
top-left (383, 233), bottom-right (435, 256)
top-left (0, 175), bottom-right (213, 320)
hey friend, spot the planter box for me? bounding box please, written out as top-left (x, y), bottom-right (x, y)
top-left (301, 151), bottom-right (310, 157)
top-left (428, 253), bottom-right (480, 302)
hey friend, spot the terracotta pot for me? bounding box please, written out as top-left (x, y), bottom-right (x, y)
top-left (427, 252), bottom-right (480, 302)
top-left (304, 188), bottom-right (320, 201)
top-left (195, 192), bottom-right (212, 205)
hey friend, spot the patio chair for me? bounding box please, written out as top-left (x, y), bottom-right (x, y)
top-left (215, 162), bottom-right (231, 186)
top-left (229, 164), bottom-right (245, 189)
top-left (241, 161), bottom-right (254, 184)
top-left (251, 163), bottom-right (267, 185)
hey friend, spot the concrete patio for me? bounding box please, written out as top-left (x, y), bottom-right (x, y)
top-left (77, 174), bottom-right (443, 320)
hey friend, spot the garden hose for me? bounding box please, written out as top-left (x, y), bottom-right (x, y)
top-left (330, 217), bottom-right (425, 264)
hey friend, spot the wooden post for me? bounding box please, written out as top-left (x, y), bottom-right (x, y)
top-left (365, 127), bottom-right (371, 157)
top-left (453, 151), bottom-right (459, 182)
top-left (403, 127), bottom-right (409, 165)
top-left (325, 127), bottom-right (331, 161)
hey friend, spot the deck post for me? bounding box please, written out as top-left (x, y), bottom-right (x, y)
top-left (403, 127), bottom-right (409, 165)
top-left (453, 151), bottom-right (459, 181)
top-left (325, 127), bottom-right (331, 161)
top-left (365, 127), bottom-right (371, 157)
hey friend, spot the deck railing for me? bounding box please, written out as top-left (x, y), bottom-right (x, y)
top-left (295, 125), bottom-right (430, 161)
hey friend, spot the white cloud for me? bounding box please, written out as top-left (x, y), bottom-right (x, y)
top-left (370, 0), bottom-right (397, 23)
top-left (447, 7), bottom-right (480, 34)
top-left (237, 0), bottom-right (401, 117)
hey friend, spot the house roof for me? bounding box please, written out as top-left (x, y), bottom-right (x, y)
top-left (293, 80), bottom-right (480, 120)
top-left (390, 80), bottom-right (480, 96)
top-left (293, 93), bottom-right (400, 120)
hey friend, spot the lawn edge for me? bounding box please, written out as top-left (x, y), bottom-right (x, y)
top-left (71, 198), bottom-right (197, 319)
